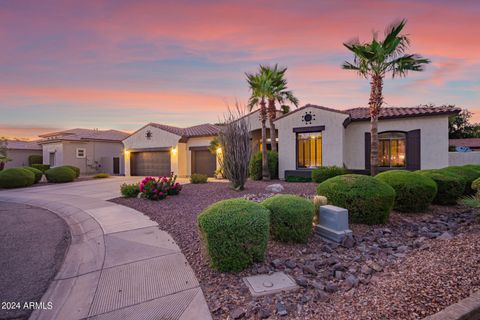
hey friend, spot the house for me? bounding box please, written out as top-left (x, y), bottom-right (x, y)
top-left (449, 138), bottom-right (480, 151)
top-left (123, 123), bottom-right (221, 177)
top-left (123, 105), bottom-right (459, 179)
top-left (38, 128), bottom-right (129, 175)
top-left (4, 140), bottom-right (42, 168)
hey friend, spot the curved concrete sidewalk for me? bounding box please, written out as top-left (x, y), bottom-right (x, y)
top-left (0, 178), bottom-right (211, 320)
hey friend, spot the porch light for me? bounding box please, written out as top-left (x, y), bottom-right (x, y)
top-left (216, 147), bottom-right (222, 154)
top-left (124, 149), bottom-right (130, 155)
top-left (171, 147), bottom-right (177, 155)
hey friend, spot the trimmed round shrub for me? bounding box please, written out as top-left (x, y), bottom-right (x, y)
top-left (248, 151), bottom-right (279, 180)
top-left (63, 165), bottom-right (80, 178)
top-left (197, 199), bottom-right (270, 272)
top-left (31, 164), bottom-right (50, 172)
top-left (312, 166), bottom-right (348, 183)
top-left (23, 166), bottom-right (43, 183)
top-left (438, 166), bottom-right (480, 195)
top-left (0, 168), bottom-right (35, 188)
top-left (463, 164), bottom-right (480, 175)
top-left (417, 170), bottom-right (465, 205)
top-left (45, 166), bottom-right (76, 183)
top-left (28, 155), bottom-right (43, 166)
top-left (316, 174), bottom-right (395, 225)
top-left (375, 170), bottom-right (437, 212)
top-left (262, 195), bottom-right (315, 243)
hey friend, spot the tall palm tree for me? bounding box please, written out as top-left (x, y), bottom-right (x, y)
top-left (246, 71), bottom-right (270, 180)
top-left (260, 64), bottom-right (299, 152)
top-left (342, 19), bottom-right (430, 176)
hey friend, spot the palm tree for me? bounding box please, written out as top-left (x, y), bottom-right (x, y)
top-left (246, 71), bottom-right (270, 180)
top-left (342, 19), bottom-right (430, 176)
top-left (260, 65), bottom-right (299, 152)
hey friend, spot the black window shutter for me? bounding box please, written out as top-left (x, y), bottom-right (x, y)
top-left (365, 132), bottom-right (371, 171)
top-left (406, 129), bottom-right (421, 170)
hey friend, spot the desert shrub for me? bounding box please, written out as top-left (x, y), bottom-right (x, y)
top-left (439, 166), bottom-right (480, 195)
top-left (285, 175), bottom-right (312, 182)
top-left (23, 166), bottom-right (43, 183)
top-left (311, 166), bottom-right (348, 183)
top-left (164, 173), bottom-right (182, 195)
top-left (197, 199), bottom-right (270, 272)
top-left (417, 170), bottom-right (465, 205)
top-left (120, 183), bottom-right (140, 198)
top-left (316, 174), bottom-right (395, 225)
top-left (63, 165), bottom-right (80, 178)
top-left (262, 195), bottom-right (314, 243)
top-left (0, 168), bottom-right (35, 188)
top-left (45, 166), bottom-right (76, 183)
top-left (375, 170), bottom-right (437, 212)
top-left (28, 155), bottom-right (43, 166)
top-left (249, 151), bottom-right (279, 180)
top-left (93, 173), bottom-right (110, 179)
top-left (139, 176), bottom-right (169, 200)
top-left (190, 173), bottom-right (208, 184)
top-left (31, 164), bottom-right (50, 172)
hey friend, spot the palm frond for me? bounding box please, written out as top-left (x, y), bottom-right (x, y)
top-left (388, 54), bottom-right (431, 78)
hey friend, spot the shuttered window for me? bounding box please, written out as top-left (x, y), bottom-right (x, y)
top-left (379, 132), bottom-right (406, 168)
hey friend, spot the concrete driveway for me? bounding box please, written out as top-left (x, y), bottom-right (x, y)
top-left (0, 176), bottom-right (211, 320)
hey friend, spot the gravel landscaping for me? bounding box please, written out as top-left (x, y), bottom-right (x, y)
top-left (112, 180), bottom-right (480, 320)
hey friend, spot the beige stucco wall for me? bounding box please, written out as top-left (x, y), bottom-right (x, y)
top-left (449, 151), bottom-right (480, 166)
top-left (344, 115), bottom-right (450, 170)
top-left (276, 106), bottom-right (349, 179)
top-left (5, 149), bottom-right (42, 168)
top-left (186, 136), bottom-right (218, 176)
top-left (42, 142), bottom-right (64, 167)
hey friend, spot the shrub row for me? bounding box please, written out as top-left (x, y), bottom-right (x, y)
top-left (0, 168), bottom-right (36, 188)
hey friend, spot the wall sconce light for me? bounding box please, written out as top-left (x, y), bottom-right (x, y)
top-left (124, 149), bottom-right (130, 155)
top-left (171, 147), bottom-right (177, 155)
top-left (216, 147), bottom-right (222, 154)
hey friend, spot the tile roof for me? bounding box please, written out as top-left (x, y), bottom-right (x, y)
top-left (346, 106), bottom-right (460, 121)
top-left (39, 128), bottom-right (129, 142)
top-left (148, 123), bottom-right (221, 138)
top-left (6, 140), bottom-right (42, 150)
top-left (449, 138), bottom-right (480, 148)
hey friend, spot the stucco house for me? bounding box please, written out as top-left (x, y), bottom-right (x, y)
top-left (123, 105), bottom-right (459, 179)
top-left (38, 128), bottom-right (129, 175)
top-left (4, 140), bottom-right (42, 168)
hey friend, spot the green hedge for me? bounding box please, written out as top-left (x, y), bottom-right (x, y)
top-left (248, 151), bottom-right (279, 180)
top-left (23, 166), bottom-right (43, 183)
top-left (0, 168), bottom-right (35, 188)
top-left (311, 166), bottom-right (348, 183)
top-left (375, 170), bottom-right (437, 212)
top-left (438, 166), bottom-right (479, 195)
top-left (197, 199), bottom-right (270, 272)
top-left (417, 170), bottom-right (465, 205)
top-left (28, 155), bottom-right (43, 166)
top-left (316, 174), bottom-right (395, 225)
top-left (262, 195), bottom-right (314, 243)
top-left (31, 164), bottom-right (50, 172)
top-left (463, 164), bottom-right (480, 175)
top-left (285, 175), bottom-right (312, 182)
top-left (63, 165), bottom-right (80, 178)
top-left (45, 166), bottom-right (76, 183)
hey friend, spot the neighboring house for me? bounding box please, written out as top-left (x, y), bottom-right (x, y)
top-left (449, 138), bottom-right (480, 151)
top-left (123, 123), bottom-right (221, 177)
top-left (4, 140), bottom-right (42, 168)
top-left (124, 105), bottom-right (459, 179)
top-left (38, 128), bottom-right (129, 175)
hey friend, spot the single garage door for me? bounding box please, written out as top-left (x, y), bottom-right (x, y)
top-left (131, 151), bottom-right (171, 176)
top-left (192, 149), bottom-right (216, 177)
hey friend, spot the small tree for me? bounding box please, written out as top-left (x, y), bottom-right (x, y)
top-left (218, 104), bottom-right (251, 190)
top-left (0, 138), bottom-right (10, 171)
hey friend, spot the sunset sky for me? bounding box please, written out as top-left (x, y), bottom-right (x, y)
top-left (1, 0), bottom-right (479, 139)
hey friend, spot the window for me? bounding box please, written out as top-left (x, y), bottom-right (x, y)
top-left (379, 132), bottom-right (406, 167)
top-left (76, 148), bottom-right (86, 158)
top-left (297, 132), bottom-right (322, 168)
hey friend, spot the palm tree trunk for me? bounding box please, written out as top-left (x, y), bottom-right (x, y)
top-left (260, 98), bottom-right (270, 180)
top-left (369, 75), bottom-right (383, 176)
top-left (267, 99), bottom-right (277, 152)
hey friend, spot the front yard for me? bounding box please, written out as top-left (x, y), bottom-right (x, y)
top-left (113, 180), bottom-right (480, 320)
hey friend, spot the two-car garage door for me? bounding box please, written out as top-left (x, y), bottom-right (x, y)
top-left (130, 151), bottom-right (171, 176)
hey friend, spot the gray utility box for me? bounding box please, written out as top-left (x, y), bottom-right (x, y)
top-left (316, 205), bottom-right (352, 242)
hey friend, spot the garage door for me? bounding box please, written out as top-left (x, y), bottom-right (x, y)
top-left (131, 151), bottom-right (171, 176)
top-left (192, 150), bottom-right (216, 177)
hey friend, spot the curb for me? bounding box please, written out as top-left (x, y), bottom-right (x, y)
top-left (424, 291), bottom-right (480, 320)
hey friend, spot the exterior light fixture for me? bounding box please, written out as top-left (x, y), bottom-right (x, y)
top-left (171, 147), bottom-right (177, 154)
top-left (216, 147), bottom-right (222, 154)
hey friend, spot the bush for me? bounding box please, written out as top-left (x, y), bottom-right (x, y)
top-left (139, 176), bottom-right (168, 200)
top-left (23, 166), bottom-right (43, 183)
top-left (285, 175), bottom-right (312, 182)
top-left (45, 166), bottom-right (76, 183)
top-left (311, 166), bottom-right (348, 183)
top-left (28, 155), bottom-right (43, 166)
top-left (262, 195), bottom-right (314, 243)
top-left (31, 164), bottom-right (50, 172)
top-left (248, 151), bottom-right (279, 180)
top-left (93, 173), bottom-right (110, 179)
top-left (164, 173), bottom-right (182, 195)
top-left (439, 166), bottom-right (480, 195)
top-left (190, 173), bottom-right (208, 184)
top-left (375, 170), bottom-right (437, 212)
top-left (472, 177), bottom-right (480, 193)
top-left (120, 183), bottom-right (140, 198)
top-left (417, 170), bottom-right (465, 205)
top-left (463, 164), bottom-right (480, 175)
top-left (197, 199), bottom-right (270, 272)
top-left (63, 165), bottom-right (80, 178)
top-left (316, 174), bottom-right (395, 225)
top-left (0, 168), bottom-right (35, 188)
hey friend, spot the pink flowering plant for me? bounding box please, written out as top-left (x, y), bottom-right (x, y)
top-left (138, 172), bottom-right (182, 200)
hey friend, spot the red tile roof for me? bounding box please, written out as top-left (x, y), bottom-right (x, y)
top-left (39, 128), bottom-right (129, 142)
top-left (147, 123), bottom-right (220, 139)
top-left (449, 138), bottom-right (480, 148)
top-left (6, 140), bottom-right (42, 150)
top-left (346, 106), bottom-right (460, 121)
